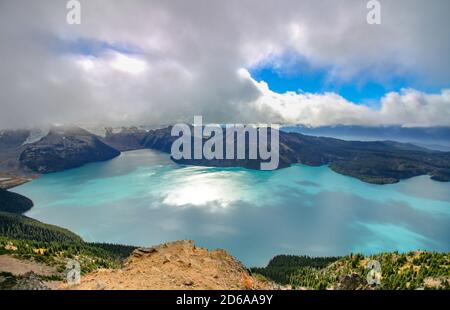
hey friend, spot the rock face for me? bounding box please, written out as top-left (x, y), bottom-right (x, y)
top-left (336, 274), bottom-right (367, 290)
top-left (11, 272), bottom-right (49, 290)
top-left (19, 126), bottom-right (120, 173)
top-left (74, 240), bottom-right (274, 290)
top-left (0, 271), bottom-right (49, 290)
top-left (101, 127), bottom-right (148, 151)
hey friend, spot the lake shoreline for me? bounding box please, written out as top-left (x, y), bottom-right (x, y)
top-left (12, 149), bottom-right (450, 266)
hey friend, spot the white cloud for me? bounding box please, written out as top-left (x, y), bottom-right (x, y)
top-left (379, 89), bottom-right (450, 127)
top-left (108, 52), bottom-right (148, 75)
top-left (246, 71), bottom-right (450, 127)
top-left (0, 0), bottom-right (449, 129)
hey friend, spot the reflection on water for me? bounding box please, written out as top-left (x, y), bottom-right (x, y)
top-left (13, 149), bottom-right (450, 266)
top-left (161, 168), bottom-right (246, 208)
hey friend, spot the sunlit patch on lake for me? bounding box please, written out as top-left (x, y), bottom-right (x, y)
top-left (161, 168), bottom-right (246, 209)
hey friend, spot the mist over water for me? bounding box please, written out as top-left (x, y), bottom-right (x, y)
top-left (13, 150), bottom-right (450, 266)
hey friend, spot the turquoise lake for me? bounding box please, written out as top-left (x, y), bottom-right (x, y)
top-left (12, 149), bottom-right (450, 266)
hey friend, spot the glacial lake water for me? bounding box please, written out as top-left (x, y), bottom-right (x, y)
top-left (12, 149), bottom-right (450, 266)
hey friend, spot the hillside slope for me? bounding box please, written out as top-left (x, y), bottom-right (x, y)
top-left (0, 212), bottom-right (136, 270)
top-left (0, 189), bottom-right (33, 214)
top-left (0, 212), bottom-right (82, 243)
top-left (253, 252), bottom-right (450, 290)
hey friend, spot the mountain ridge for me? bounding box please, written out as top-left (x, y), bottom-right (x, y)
top-left (104, 126), bottom-right (450, 184)
top-left (19, 126), bottom-right (120, 173)
top-left (1, 125), bottom-right (450, 185)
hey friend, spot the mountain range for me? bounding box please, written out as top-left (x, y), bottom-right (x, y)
top-left (283, 125), bottom-right (450, 152)
top-left (0, 125), bottom-right (449, 185)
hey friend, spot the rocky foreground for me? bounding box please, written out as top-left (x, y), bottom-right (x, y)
top-left (71, 240), bottom-right (274, 290)
top-left (1, 231), bottom-right (448, 290)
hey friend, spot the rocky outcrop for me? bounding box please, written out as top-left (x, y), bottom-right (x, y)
top-left (19, 126), bottom-right (120, 173)
top-left (335, 273), bottom-right (367, 290)
top-left (0, 271), bottom-right (49, 290)
top-left (100, 127), bottom-right (148, 151)
top-left (74, 240), bottom-right (274, 290)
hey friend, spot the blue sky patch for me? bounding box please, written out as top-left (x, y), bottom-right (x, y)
top-left (249, 53), bottom-right (443, 105)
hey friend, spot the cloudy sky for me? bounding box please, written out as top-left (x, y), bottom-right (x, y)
top-left (0, 0), bottom-right (449, 129)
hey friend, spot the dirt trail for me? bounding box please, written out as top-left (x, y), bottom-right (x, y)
top-left (0, 255), bottom-right (57, 276)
